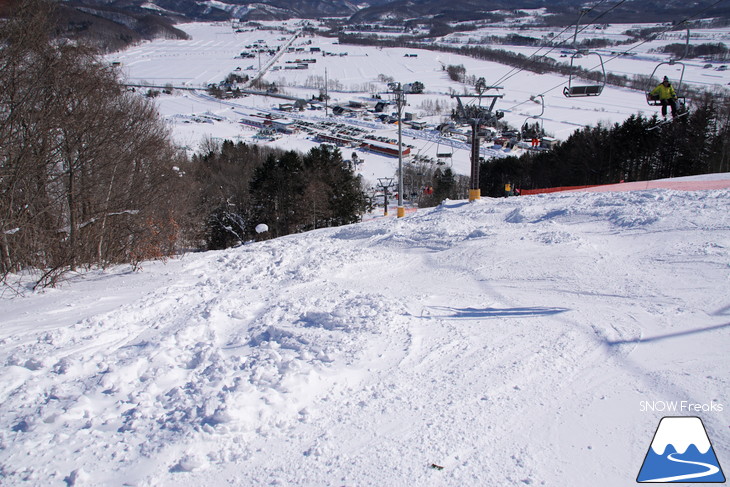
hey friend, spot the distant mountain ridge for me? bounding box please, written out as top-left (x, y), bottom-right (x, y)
top-left (57, 0), bottom-right (730, 24)
top-left (350, 0), bottom-right (730, 24)
top-left (61, 0), bottom-right (376, 22)
top-left (9, 0), bottom-right (730, 51)
top-left (53, 1), bottom-right (193, 51)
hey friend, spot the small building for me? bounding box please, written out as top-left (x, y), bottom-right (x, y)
top-left (494, 136), bottom-right (510, 146)
top-left (271, 119), bottom-right (297, 134)
top-left (332, 106), bottom-right (353, 116)
top-left (360, 140), bottom-right (411, 158)
top-left (407, 121), bottom-right (427, 130)
top-left (294, 99), bottom-right (309, 110)
top-left (374, 101), bottom-right (388, 113)
top-left (240, 115), bottom-right (270, 130)
top-left (315, 133), bottom-right (359, 147)
top-left (540, 136), bottom-right (558, 150)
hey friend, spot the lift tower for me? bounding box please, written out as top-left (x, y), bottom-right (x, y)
top-left (386, 82), bottom-right (408, 218)
top-left (451, 78), bottom-right (503, 201)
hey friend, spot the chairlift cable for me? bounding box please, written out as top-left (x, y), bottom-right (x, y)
top-left (446, 0), bottom-right (727, 131)
top-left (562, 0), bottom-right (730, 93)
top-left (502, 0), bottom-right (725, 104)
top-left (487, 23), bottom-right (584, 88)
top-left (504, 0), bottom-right (730, 107)
top-left (489, 0), bottom-right (624, 90)
top-left (488, 0), bottom-right (611, 88)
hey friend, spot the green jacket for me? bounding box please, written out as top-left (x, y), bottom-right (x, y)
top-left (651, 83), bottom-right (677, 100)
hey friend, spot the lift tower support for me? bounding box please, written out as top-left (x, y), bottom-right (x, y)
top-left (450, 78), bottom-right (503, 201)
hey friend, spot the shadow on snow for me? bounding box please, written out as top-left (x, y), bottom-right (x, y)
top-left (422, 306), bottom-right (570, 319)
top-left (607, 322), bottom-right (730, 346)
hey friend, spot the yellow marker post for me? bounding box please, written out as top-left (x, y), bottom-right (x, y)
top-left (469, 189), bottom-right (481, 201)
top-left (397, 206), bottom-right (405, 218)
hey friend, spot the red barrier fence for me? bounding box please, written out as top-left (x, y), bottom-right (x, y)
top-left (519, 177), bottom-right (730, 195)
top-left (520, 185), bottom-right (600, 195)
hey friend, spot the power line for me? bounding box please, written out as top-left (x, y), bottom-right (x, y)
top-left (504, 0), bottom-right (730, 112)
top-left (489, 0), bottom-right (620, 89)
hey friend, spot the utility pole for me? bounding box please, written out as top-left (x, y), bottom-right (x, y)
top-left (324, 68), bottom-right (329, 117)
top-left (387, 82), bottom-right (408, 218)
top-left (377, 177), bottom-right (394, 217)
top-left (451, 78), bottom-right (504, 201)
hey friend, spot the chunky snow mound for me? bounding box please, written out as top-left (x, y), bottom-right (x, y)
top-left (1, 185), bottom-right (729, 486)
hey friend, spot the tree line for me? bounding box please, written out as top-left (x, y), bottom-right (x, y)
top-left (479, 95), bottom-right (730, 197)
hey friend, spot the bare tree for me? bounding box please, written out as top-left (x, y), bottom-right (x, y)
top-left (0, 0), bottom-right (192, 288)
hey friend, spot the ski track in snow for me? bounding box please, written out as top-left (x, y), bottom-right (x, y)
top-left (0, 187), bottom-right (729, 485)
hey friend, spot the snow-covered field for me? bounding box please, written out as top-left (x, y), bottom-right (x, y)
top-left (108, 20), bottom-right (730, 187)
top-left (2, 178), bottom-right (729, 485)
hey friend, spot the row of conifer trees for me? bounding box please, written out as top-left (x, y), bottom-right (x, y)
top-left (480, 95), bottom-right (730, 197)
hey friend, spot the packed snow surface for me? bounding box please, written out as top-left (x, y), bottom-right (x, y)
top-left (1, 184), bottom-right (729, 486)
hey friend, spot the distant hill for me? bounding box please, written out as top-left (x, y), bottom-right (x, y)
top-left (350, 0), bottom-right (730, 24)
top-left (6, 0), bottom-right (730, 52)
top-left (61, 0), bottom-right (371, 24)
top-left (348, 0), bottom-right (549, 24)
top-left (57, 0), bottom-right (730, 27)
top-left (53, 1), bottom-right (192, 52)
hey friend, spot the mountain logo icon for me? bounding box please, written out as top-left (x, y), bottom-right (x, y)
top-left (637, 416), bottom-right (726, 483)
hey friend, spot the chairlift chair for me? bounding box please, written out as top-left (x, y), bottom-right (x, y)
top-left (646, 27), bottom-right (690, 110)
top-left (563, 50), bottom-right (606, 97)
top-left (522, 94), bottom-right (545, 138)
top-left (646, 61), bottom-right (687, 110)
top-left (435, 126), bottom-right (453, 167)
top-left (522, 95), bottom-right (545, 145)
top-left (562, 8), bottom-right (606, 98)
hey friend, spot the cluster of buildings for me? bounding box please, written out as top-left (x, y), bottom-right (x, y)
top-left (238, 112), bottom-right (412, 157)
top-left (314, 134), bottom-right (411, 157)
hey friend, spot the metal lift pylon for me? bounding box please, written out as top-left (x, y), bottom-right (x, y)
top-left (450, 78), bottom-right (504, 201)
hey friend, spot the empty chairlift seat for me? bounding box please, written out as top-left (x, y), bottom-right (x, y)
top-left (563, 84), bottom-right (603, 97)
